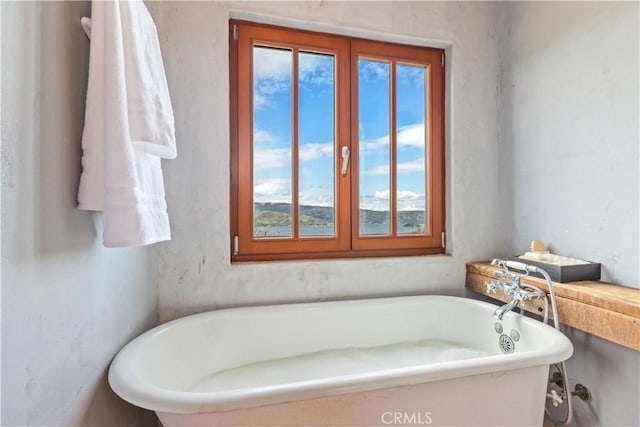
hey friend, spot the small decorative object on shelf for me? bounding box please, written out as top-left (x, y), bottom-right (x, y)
top-left (510, 240), bottom-right (601, 283)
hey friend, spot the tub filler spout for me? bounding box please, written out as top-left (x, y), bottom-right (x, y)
top-left (493, 298), bottom-right (519, 320)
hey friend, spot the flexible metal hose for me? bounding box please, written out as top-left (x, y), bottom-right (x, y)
top-left (535, 268), bottom-right (573, 425)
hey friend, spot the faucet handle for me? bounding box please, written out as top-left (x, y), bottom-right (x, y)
top-left (547, 390), bottom-right (564, 407)
top-left (486, 281), bottom-right (499, 294)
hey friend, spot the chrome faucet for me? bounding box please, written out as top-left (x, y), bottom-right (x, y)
top-left (486, 258), bottom-right (546, 321)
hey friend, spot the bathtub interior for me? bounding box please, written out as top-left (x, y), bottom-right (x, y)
top-left (122, 296), bottom-right (567, 394)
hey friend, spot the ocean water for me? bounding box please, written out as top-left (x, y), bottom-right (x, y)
top-left (188, 340), bottom-right (490, 393)
top-left (254, 223), bottom-right (423, 238)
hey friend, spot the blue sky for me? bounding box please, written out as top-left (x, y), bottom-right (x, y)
top-left (252, 46), bottom-right (427, 212)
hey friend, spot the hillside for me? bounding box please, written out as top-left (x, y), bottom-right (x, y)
top-left (254, 202), bottom-right (425, 227)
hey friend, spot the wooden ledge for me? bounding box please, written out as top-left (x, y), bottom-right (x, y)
top-left (466, 261), bottom-right (640, 351)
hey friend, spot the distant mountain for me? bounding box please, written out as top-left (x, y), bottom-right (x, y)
top-left (254, 202), bottom-right (425, 227)
top-left (254, 203), bottom-right (333, 226)
top-left (254, 210), bottom-right (292, 227)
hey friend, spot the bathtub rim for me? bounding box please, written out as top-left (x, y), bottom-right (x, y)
top-left (108, 295), bottom-right (573, 414)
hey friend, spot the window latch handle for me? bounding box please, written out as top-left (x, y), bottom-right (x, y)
top-left (341, 146), bottom-right (350, 175)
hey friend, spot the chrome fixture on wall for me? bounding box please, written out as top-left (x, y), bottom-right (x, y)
top-left (487, 258), bottom-right (591, 426)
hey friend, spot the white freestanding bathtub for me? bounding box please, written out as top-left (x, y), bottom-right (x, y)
top-left (108, 296), bottom-right (573, 426)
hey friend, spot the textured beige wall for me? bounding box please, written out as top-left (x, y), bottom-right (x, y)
top-left (1, 1), bottom-right (158, 425)
top-left (499, 2), bottom-right (639, 426)
top-left (502, 1), bottom-right (639, 287)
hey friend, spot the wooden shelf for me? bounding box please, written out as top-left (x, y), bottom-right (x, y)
top-left (466, 262), bottom-right (640, 351)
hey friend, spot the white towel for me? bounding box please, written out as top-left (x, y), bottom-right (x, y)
top-left (78, 0), bottom-right (176, 247)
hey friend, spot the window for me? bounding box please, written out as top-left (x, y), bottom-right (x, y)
top-left (230, 20), bottom-right (445, 261)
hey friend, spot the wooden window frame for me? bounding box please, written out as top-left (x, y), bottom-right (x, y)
top-left (230, 20), bottom-right (445, 262)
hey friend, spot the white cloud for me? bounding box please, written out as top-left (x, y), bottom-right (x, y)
top-left (397, 63), bottom-right (426, 86)
top-left (299, 191), bottom-right (335, 207)
top-left (359, 123), bottom-right (425, 153)
top-left (253, 47), bottom-right (292, 80)
top-left (359, 136), bottom-right (389, 152)
top-left (254, 178), bottom-right (291, 203)
top-left (397, 157), bottom-right (425, 173)
top-left (359, 193), bottom-right (390, 211)
top-left (299, 53), bottom-right (334, 86)
top-left (254, 142), bottom-right (333, 169)
top-left (359, 189), bottom-right (425, 211)
top-left (254, 179), bottom-right (336, 207)
top-left (359, 190), bottom-right (396, 211)
top-left (397, 189), bottom-right (425, 211)
top-left (253, 47), bottom-right (334, 110)
top-left (359, 60), bottom-right (390, 81)
top-left (299, 142), bottom-right (334, 161)
top-left (361, 164), bottom-right (390, 176)
top-left (397, 190), bottom-right (424, 201)
top-left (253, 47), bottom-right (292, 111)
top-left (253, 129), bottom-right (276, 144)
top-left (397, 123), bottom-right (425, 148)
top-left (374, 190), bottom-right (390, 200)
top-left (254, 148), bottom-right (291, 169)
top-left (361, 157), bottom-right (424, 175)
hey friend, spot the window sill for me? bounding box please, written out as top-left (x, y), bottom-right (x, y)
top-left (465, 261), bottom-right (640, 351)
top-left (232, 247), bottom-right (446, 263)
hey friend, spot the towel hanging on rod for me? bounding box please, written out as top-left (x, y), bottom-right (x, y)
top-left (77, 1), bottom-right (177, 247)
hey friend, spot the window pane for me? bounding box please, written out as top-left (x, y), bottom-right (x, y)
top-left (298, 52), bottom-right (336, 237)
top-left (396, 63), bottom-right (427, 235)
top-left (252, 46), bottom-right (293, 238)
top-left (358, 59), bottom-right (391, 236)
